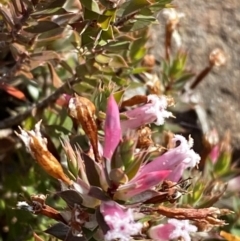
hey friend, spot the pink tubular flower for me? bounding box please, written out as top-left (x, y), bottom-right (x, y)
top-left (103, 95), bottom-right (121, 160)
top-left (137, 135), bottom-right (200, 182)
top-left (115, 170), bottom-right (171, 200)
top-left (56, 94), bottom-right (72, 107)
top-left (121, 95), bottom-right (173, 131)
top-left (100, 201), bottom-right (142, 241)
top-left (114, 135), bottom-right (199, 201)
top-left (149, 219), bottom-right (197, 241)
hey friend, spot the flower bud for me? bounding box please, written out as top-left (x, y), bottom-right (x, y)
top-left (103, 95), bottom-right (121, 160)
top-left (137, 127), bottom-right (153, 149)
top-left (209, 48), bottom-right (226, 67)
top-left (68, 94), bottom-right (100, 162)
top-left (15, 121), bottom-right (72, 186)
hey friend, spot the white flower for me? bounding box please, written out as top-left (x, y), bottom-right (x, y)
top-left (162, 8), bottom-right (185, 47)
top-left (100, 201), bottom-right (142, 241)
top-left (16, 201), bottom-right (33, 212)
top-left (162, 8), bottom-right (185, 22)
top-left (168, 219), bottom-right (197, 241)
top-left (146, 95), bottom-right (173, 125)
top-left (149, 218), bottom-right (197, 241)
top-left (121, 95), bottom-right (173, 131)
top-left (136, 135), bottom-right (200, 183)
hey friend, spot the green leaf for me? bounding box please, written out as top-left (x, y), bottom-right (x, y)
top-left (95, 54), bottom-right (112, 64)
top-left (35, 0), bottom-right (67, 10)
top-left (36, 27), bottom-right (66, 43)
top-left (81, 0), bottom-right (101, 13)
top-left (76, 61), bottom-right (100, 79)
top-left (214, 152), bottom-right (231, 176)
top-left (113, 90), bottom-right (125, 104)
top-left (149, 0), bottom-right (172, 11)
top-left (100, 26), bottom-right (114, 43)
top-left (130, 67), bottom-right (149, 74)
top-left (23, 21), bottom-right (60, 33)
top-left (94, 91), bottom-right (109, 112)
top-left (105, 41), bottom-right (130, 52)
top-left (73, 82), bottom-right (95, 93)
top-left (119, 16), bottom-right (156, 32)
top-left (109, 54), bottom-right (128, 68)
top-left (129, 39), bottom-right (147, 62)
top-left (175, 72), bottom-right (195, 85)
top-left (125, 154), bottom-right (143, 180)
top-left (63, 0), bottom-right (82, 12)
top-left (98, 15), bottom-right (112, 30)
top-left (189, 181), bottom-right (204, 204)
top-left (122, 0), bottom-right (151, 16)
top-left (60, 60), bottom-right (75, 75)
top-left (31, 8), bottom-right (67, 18)
top-left (51, 13), bottom-right (78, 25)
top-left (44, 108), bottom-right (73, 136)
top-left (99, 9), bottom-right (116, 31)
top-left (112, 76), bottom-right (129, 86)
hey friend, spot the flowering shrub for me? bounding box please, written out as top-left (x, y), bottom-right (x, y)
top-left (0, 0), bottom-right (237, 240)
top-left (15, 93), bottom-right (231, 241)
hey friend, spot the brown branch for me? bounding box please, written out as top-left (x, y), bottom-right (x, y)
top-left (190, 65), bottom-right (212, 90)
top-left (0, 77), bottom-right (79, 129)
top-left (114, 10), bottom-right (140, 27)
top-left (154, 206), bottom-right (231, 227)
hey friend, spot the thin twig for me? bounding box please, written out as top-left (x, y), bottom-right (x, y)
top-left (114, 10), bottom-right (140, 27)
top-left (189, 65), bottom-right (212, 90)
top-left (0, 77), bottom-right (79, 129)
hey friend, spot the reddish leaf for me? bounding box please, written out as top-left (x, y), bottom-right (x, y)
top-left (0, 83), bottom-right (26, 100)
top-left (48, 62), bottom-right (63, 88)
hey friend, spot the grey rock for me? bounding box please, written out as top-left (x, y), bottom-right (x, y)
top-left (151, 0), bottom-right (240, 160)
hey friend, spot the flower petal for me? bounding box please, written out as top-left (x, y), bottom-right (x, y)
top-left (115, 170), bottom-right (171, 200)
top-left (121, 95), bottom-right (172, 131)
top-left (149, 219), bottom-right (197, 241)
top-left (103, 95), bottom-right (121, 160)
top-left (138, 135), bottom-right (200, 182)
top-left (149, 223), bottom-right (175, 241)
top-left (100, 201), bottom-right (142, 241)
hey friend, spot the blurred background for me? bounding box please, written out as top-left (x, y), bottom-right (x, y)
top-left (152, 0), bottom-right (240, 161)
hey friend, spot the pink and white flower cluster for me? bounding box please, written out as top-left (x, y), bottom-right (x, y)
top-left (149, 218), bottom-right (197, 241)
top-left (121, 94), bottom-right (173, 132)
top-left (100, 201), bottom-right (143, 241)
top-left (17, 93), bottom-right (201, 241)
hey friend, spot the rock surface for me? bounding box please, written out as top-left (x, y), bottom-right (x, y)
top-left (151, 0), bottom-right (240, 160)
